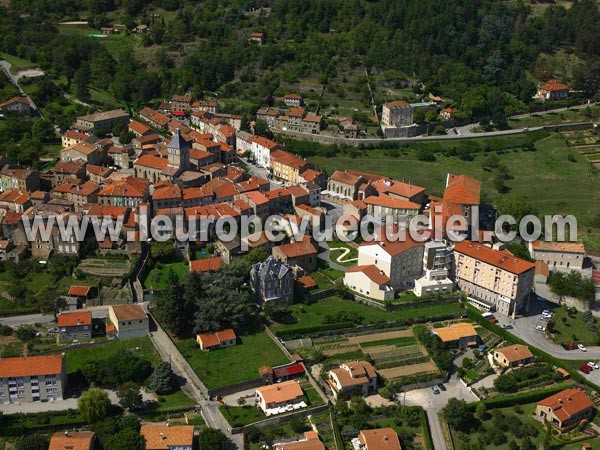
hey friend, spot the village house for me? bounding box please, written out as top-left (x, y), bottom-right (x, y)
top-left (344, 264), bottom-right (394, 301)
top-left (328, 361), bottom-right (377, 398)
top-left (86, 164), bottom-right (114, 184)
top-left (68, 285), bottom-right (94, 305)
top-left (442, 173), bottom-right (481, 222)
top-left (255, 380), bottom-right (306, 416)
top-left (0, 167), bottom-right (40, 193)
top-left (355, 428), bottom-right (402, 450)
top-left (0, 189), bottom-right (31, 212)
top-left (0, 238), bottom-right (28, 262)
top-left (108, 304), bottom-right (148, 340)
top-left (52, 181), bottom-right (100, 212)
top-left (249, 136), bottom-right (283, 168)
top-left (535, 80), bottom-right (570, 101)
top-left (0, 95), bottom-right (32, 115)
top-left (273, 431), bottom-right (325, 450)
top-left (493, 344), bottom-right (535, 368)
top-left (364, 194), bottom-right (421, 223)
top-left (140, 425), bottom-right (194, 450)
top-left (536, 388), bottom-right (594, 432)
top-left (453, 241), bottom-right (535, 317)
top-left (432, 322), bottom-right (478, 347)
top-left (49, 431), bottom-right (96, 450)
top-left (196, 329), bottom-right (237, 351)
top-left (139, 107), bottom-right (170, 130)
top-left (0, 354), bottom-right (66, 403)
top-left (52, 160), bottom-right (86, 187)
top-left (528, 241), bottom-right (586, 271)
top-left (272, 239), bottom-right (318, 273)
top-left (250, 256), bottom-right (295, 306)
top-left (270, 150), bottom-right (311, 184)
top-left (284, 93), bottom-right (304, 107)
top-left (108, 145), bottom-right (135, 169)
top-left (371, 177), bottom-right (426, 204)
top-left (75, 109), bottom-right (130, 133)
top-left (57, 311), bottom-right (93, 343)
top-left (98, 177), bottom-right (149, 207)
top-left (61, 130), bottom-right (95, 148)
top-left (128, 120), bottom-right (153, 138)
top-left (249, 31), bottom-right (266, 44)
top-left (189, 256), bottom-right (223, 273)
top-left (382, 100), bottom-right (414, 127)
top-left (441, 107), bottom-right (456, 119)
top-left (60, 141), bottom-right (106, 166)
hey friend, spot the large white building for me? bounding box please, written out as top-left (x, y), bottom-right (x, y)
top-left (414, 240), bottom-right (454, 297)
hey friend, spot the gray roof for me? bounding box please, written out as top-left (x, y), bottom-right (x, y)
top-left (254, 256), bottom-right (291, 281)
top-left (168, 128), bottom-right (184, 151)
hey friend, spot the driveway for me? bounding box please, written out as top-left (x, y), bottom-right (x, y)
top-left (506, 298), bottom-right (600, 360)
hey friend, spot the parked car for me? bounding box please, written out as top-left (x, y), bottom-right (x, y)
top-left (562, 343), bottom-right (577, 350)
top-left (438, 383), bottom-right (447, 392)
top-left (501, 324), bottom-right (513, 329)
top-left (478, 345), bottom-right (488, 352)
top-left (580, 364), bottom-right (591, 374)
top-left (578, 344), bottom-right (587, 352)
top-left (431, 386), bottom-right (440, 395)
top-left (490, 317), bottom-right (499, 324)
top-left (536, 325), bottom-right (545, 331)
top-left (588, 362), bottom-right (599, 370)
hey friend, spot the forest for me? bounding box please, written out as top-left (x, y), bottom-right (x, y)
top-left (0, 0), bottom-right (598, 122)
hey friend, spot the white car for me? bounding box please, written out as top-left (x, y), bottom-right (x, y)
top-left (588, 362), bottom-right (599, 370)
top-left (536, 325), bottom-right (545, 331)
top-left (578, 344), bottom-right (587, 352)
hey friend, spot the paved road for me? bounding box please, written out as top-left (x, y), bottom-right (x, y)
top-left (147, 315), bottom-right (243, 450)
top-left (509, 102), bottom-right (598, 120)
top-left (0, 306), bottom-right (110, 327)
top-left (0, 59), bottom-right (44, 117)
top-left (505, 298), bottom-right (600, 360)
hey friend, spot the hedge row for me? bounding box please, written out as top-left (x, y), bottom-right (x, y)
top-left (277, 321), bottom-right (355, 339)
top-left (479, 383), bottom-right (570, 409)
top-left (420, 408), bottom-right (434, 450)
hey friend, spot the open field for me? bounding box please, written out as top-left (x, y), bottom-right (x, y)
top-left (78, 258), bottom-right (131, 277)
top-left (270, 296), bottom-right (463, 333)
top-left (348, 329), bottom-right (414, 344)
top-left (143, 260), bottom-right (189, 290)
top-left (177, 328), bottom-right (289, 389)
top-left (548, 305), bottom-right (598, 345)
top-left (507, 106), bottom-right (600, 129)
top-left (0, 52), bottom-right (37, 73)
top-left (310, 133), bottom-right (600, 226)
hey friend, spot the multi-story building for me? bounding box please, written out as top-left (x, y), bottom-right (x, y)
top-left (270, 150), bottom-right (310, 184)
top-left (52, 181), bottom-right (100, 212)
top-left (356, 236), bottom-right (424, 291)
top-left (453, 241), bottom-right (535, 317)
top-left (75, 109), bottom-right (130, 133)
top-left (60, 141), bottom-right (106, 166)
top-left (414, 240), bottom-right (454, 297)
top-left (57, 311), bottom-right (93, 343)
top-left (324, 170), bottom-right (370, 205)
top-left (255, 380), bottom-right (305, 416)
top-left (344, 264), bottom-right (394, 301)
top-left (108, 304), bottom-right (148, 340)
top-left (98, 177), bottom-right (149, 208)
top-left (529, 241), bottom-right (586, 271)
top-left (363, 194), bottom-right (420, 223)
top-left (249, 136), bottom-right (283, 168)
top-left (0, 167), bottom-right (40, 193)
top-left (0, 95), bottom-right (32, 114)
top-left (381, 100), bottom-right (414, 127)
top-left (272, 239), bottom-right (318, 273)
top-left (327, 361), bottom-right (377, 398)
top-left (250, 256), bottom-right (295, 305)
top-left (0, 354), bottom-right (66, 404)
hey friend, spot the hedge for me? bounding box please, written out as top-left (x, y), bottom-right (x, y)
top-left (479, 383), bottom-right (570, 409)
top-left (276, 321), bottom-right (355, 339)
top-left (420, 408), bottom-right (434, 450)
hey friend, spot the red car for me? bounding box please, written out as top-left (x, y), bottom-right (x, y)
top-left (580, 364), bottom-right (592, 374)
top-left (562, 343), bottom-right (577, 350)
top-left (490, 317), bottom-right (499, 324)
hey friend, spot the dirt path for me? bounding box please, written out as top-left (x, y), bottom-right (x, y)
top-left (328, 247), bottom-right (358, 263)
top-left (349, 329), bottom-right (413, 344)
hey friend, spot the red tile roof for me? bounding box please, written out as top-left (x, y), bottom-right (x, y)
top-left (134, 154), bottom-right (168, 170)
top-left (68, 285), bottom-right (92, 297)
top-left (0, 354), bottom-right (64, 378)
top-left (364, 194), bottom-right (420, 210)
top-left (346, 264), bottom-right (390, 285)
top-left (128, 120), bottom-right (151, 135)
top-left (539, 80), bottom-right (570, 92)
top-left (330, 170), bottom-right (363, 186)
top-left (454, 240), bottom-right (535, 274)
top-left (57, 311), bottom-right (92, 327)
top-left (537, 388), bottom-right (593, 423)
top-left (99, 177), bottom-right (148, 198)
top-left (49, 431), bottom-right (95, 450)
top-left (190, 256), bottom-right (223, 273)
top-left (276, 240), bottom-right (317, 258)
top-left (444, 174), bottom-right (481, 205)
top-left (372, 178), bottom-right (425, 199)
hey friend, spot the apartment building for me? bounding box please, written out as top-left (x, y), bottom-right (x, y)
top-left (453, 241), bottom-right (535, 317)
top-left (0, 355), bottom-right (66, 404)
top-left (529, 241), bottom-right (586, 271)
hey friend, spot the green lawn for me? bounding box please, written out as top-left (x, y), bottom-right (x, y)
top-left (176, 330), bottom-right (289, 389)
top-left (507, 106), bottom-right (600, 129)
top-left (145, 389), bottom-right (196, 414)
top-left (0, 52), bottom-right (36, 73)
top-left (142, 260), bottom-right (189, 290)
top-left (220, 405), bottom-right (265, 427)
top-left (57, 25), bottom-right (138, 59)
top-left (64, 336), bottom-right (159, 375)
top-left (360, 336), bottom-right (417, 348)
top-left (549, 306), bottom-right (599, 345)
top-left (310, 133), bottom-right (600, 226)
top-left (270, 296), bottom-right (463, 333)
top-left (327, 238), bottom-right (358, 267)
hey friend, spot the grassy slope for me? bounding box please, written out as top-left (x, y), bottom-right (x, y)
top-left (310, 133), bottom-right (600, 226)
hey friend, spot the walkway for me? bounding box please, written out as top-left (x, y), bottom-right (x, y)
top-left (328, 247), bottom-right (358, 264)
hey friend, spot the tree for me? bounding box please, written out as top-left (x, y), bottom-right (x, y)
top-left (494, 373), bottom-right (518, 393)
top-left (78, 388), bottom-right (110, 423)
top-left (104, 428), bottom-right (145, 450)
top-left (147, 361), bottom-right (176, 394)
top-left (198, 428), bottom-right (228, 450)
top-left (117, 382), bottom-right (142, 410)
top-left (15, 435), bottom-right (49, 450)
top-left (494, 196), bottom-right (534, 231)
top-left (475, 402), bottom-right (487, 421)
top-left (548, 271), bottom-right (595, 304)
top-left (150, 239), bottom-right (175, 261)
top-left (442, 398), bottom-right (473, 429)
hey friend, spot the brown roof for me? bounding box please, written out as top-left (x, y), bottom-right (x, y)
top-left (364, 194), bottom-right (420, 210)
top-left (110, 304), bottom-right (147, 321)
top-left (330, 170), bottom-right (362, 186)
top-left (152, 185), bottom-right (182, 201)
top-left (0, 96), bottom-right (31, 108)
top-left (99, 177), bottom-right (148, 198)
top-left (196, 328), bottom-right (236, 347)
top-left (384, 100), bottom-right (411, 109)
top-left (57, 311), bottom-right (92, 327)
top-left (275, 432), bottom-right (325, 450)
top-left (330, 360), bottom-right (376, 388)
top-left (372, 178), bottom-right (425, 199)
top-left (539, 80), bottom-right (570, 92)
top-left (54, 160), bottom-right (85, 174)
top-left (0, 354), bottom-right (64, 378)
top-left (537, 388), bottom-right (593, 423)
top-left (49, 431), bottom-right (95, 450)
top-left (134, 154), bottom-right (168, 170)
top-left (532, 240), bottom-right (585, 254)
top-left (68, 285), bottom-right (92, 297)
top-left (454, 241), bottom-right (535, 275)
top-left (494, 344), bottom-right (534, 363)
top-left (256, 380), bottom-right (303, 404)
top-left (535, 261), bottom-right (549, 277)
top-left (433, 323), bottom-right (477, 343)
top-left (249, 136), bottom-right (281, 150)
top-left (444, 174), bottom-right (481, 205)
top-left (359, 428), bottom-right (402, 450)
top-left (128, 120), bottom-right (151, 135)
top-left (140, 425), bottom-right (194, 450)
top-left (276, 240), bottom-right (317, 258)
top-left (346, 264), bottom-right (391, 286)
top-left (190, 257), bottom-right (223, 273)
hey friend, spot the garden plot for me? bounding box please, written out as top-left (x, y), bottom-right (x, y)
top-left (348, 329), bottom-right (414, 344)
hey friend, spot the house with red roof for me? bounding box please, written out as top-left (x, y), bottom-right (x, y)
top-left (67, 285), bottom-right (94, 303)
top-left (0, 355), bottom-right (66, 403)
top-left (249, 136), bottom-right (283, 168)
top-left (57, 311), bottom-right (93, 343)
top-left (49, 431), bottom-right (95, 450)
top-left (196, 329), bottom-right (237, 351)
top-left (328, 360), bottom-right (377, 398)
top-left (536, 388), bottom-right (593, 432)
top-left (344, 265), bottom-right (394, 301)
top-left (98, 177), bottom-right (149, 207)
top-left (0, 95), bottom-right (32, 114)
top-left (454, 241), bottom-right (535, 317)
top-left (189, 256), bottom-right (223, 273)
top-left (535, 79), bottom-right (570, 102)
top-left (272, 239), bottom-right (318, 273)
